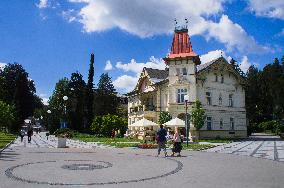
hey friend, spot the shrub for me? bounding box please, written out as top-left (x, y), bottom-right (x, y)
top-left (54, 128), bottom-right (76, 138)
top-left (258, 120), bottom-right (284, 135)
top-left (91, 114), bottom-right (127, 137)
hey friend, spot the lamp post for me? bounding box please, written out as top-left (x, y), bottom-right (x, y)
top-left (46, 110), bottom-right (51, 140)
top-left (62, 96), bottom-right (68, 128)
top-left (184, 95), bottom-right (190, 147)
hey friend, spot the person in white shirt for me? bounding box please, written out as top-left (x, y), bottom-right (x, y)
top-left (171, 127), bottom-right (182, 157)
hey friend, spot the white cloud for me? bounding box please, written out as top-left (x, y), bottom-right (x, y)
top-left (62, 9), bottom-right (77, 23)
top-left (65, 1), bottom-right (269, 54)
top-left (200, 50), bottom-right (230, 64)
top-left (206, 15), bottom-right (269, 54)
top-left (0, 62), bottom-right (7, 69)
top-left (239, 56), bottom-right (251, 73)
top-left (69, 0), bottom-right (224, 37)
top-left (116, 56), bottom-right (165, 74)
top-left (113, 75), bottom-right (138, 93)
top-left (248, 0), bottom-right (284, 20)
top-left (104, 60), bottom-right (113, 71)
top-left (37, 0), bottom-right (48, 9)
top-left (42, 98), bottom-right (49, 105)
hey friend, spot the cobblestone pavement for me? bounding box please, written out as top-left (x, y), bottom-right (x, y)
top-left (206, 134), bottom-right (284, 162)
top-left (9, 132), bottom-right (112, 149)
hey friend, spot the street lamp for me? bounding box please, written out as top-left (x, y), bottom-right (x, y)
top-left (62, 96), bottom-right (68, 128)
top-left (184, 94), bottom-right (190, 147)
top-left (46, 110), bottom-right (51, 140)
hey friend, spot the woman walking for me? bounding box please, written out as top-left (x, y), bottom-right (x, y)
top-left (171, 127), bottom-right (182, 157)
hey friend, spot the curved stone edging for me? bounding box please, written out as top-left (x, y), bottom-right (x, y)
top-left (5, 157), bottom-right (183, 186)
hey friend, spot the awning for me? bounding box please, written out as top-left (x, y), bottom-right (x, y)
top-left (164, 117), bottom-right (185, 127)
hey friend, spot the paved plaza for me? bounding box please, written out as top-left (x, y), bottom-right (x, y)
top-left (0, 134), bottom-right (284, 188)
top-left (206, 134), bottom-right (284, 162)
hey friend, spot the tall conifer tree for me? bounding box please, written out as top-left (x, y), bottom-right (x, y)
top-left (86, 53), bottom-right (94, 128)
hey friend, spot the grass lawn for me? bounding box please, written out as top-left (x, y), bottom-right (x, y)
top-left (73, 133), bottom-right (141, 144)
top-left (0, 132), bottom-right (16, 149)
top-left (182, 143), bottom-right (215, 150)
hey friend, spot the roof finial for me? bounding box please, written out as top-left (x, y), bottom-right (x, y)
top-left (174, 18), bottom-right (178, 30)
top-left (185, 18), bottom-right (188, 29)
top-left (221, 51), bottom-right (223, 57)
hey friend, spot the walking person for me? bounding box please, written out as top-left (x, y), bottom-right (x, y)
top-left (156, 124), bottom-right (168, 157)
top-left (171, 127), bottom-right (182, 157)
top-left (27, 124), bottom-right (33, 143)
top-left (20, 129), bottom-right (25, 142)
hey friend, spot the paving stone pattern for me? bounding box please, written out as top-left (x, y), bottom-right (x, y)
top-left (9, 132), bottom-right (112, 149)
top-left (206, 135), bottom-right (284, 162)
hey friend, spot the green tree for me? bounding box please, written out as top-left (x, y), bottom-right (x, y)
top-left (48, 78), bottom-right (70, 132)
top-left (0, 100), bottom-right (16, 132)
top-left (91, 114), bottom-right (127, 137)
top-left (191, 100), bottom-right (205, 130)
top-left (158, 111), bottom-right (172, 124)
top-left (86, 54), bottom-right (95, 128)
top-left (69, 72), bottom-right (86, 131)
top-left (0, 63), bottom-right (37, 131)
top-left (94, 73), bottom-right (118, 116)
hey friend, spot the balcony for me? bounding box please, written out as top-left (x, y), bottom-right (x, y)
top-left (129, 105), bottom-right (157, 118)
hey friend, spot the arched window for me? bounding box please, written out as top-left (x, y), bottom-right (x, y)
top-left (220, 118), bottom-right (223, 129)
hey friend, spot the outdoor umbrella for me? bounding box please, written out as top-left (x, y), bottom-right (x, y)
top-left (164, 117), bottom-right (185, 127)
top-left (129, 118), bottom-right (158, 127)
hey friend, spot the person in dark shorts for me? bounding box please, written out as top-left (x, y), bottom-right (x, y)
top-left (27, 124), bottom-right (33, 143)
top-left (19, 129), bottom-right (25, 142)
top-left (156, 124), bottom-right (168, 157)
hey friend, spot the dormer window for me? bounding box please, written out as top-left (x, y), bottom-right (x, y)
top-left (182, 68), bottom-right (187, 75)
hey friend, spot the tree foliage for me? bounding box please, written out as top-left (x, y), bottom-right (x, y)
top-left (0, 100), bottom-right (16, 132)
top-left (86, 53), bottom-right (95, 128)
top-left (158, 111), bottom-right (172, 125)
top-left (191, 100), bottom-right (206, 130)
top-left (94, 73), bottom-right (118, 116)
top-left (91, 114), bottom-right (127, 137)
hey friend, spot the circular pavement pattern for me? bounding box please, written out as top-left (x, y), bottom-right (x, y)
top-left (5, 154), bottom-right (183, 186)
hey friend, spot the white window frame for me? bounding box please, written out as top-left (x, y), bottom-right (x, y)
top-left (229, 94), bottom-right (233, 107)
top-left (206, 92), bottom-right (212, 105)
top-left (206, 117), bottom-right (212, 130)
top-left (230, 117), bottom-right (234, 130)
top-left (177, 88), bottom-right (187, 103)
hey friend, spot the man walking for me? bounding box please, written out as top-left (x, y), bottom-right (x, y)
top-left (156, 124), bottom-right (168, 157)
top-left (27, 124), bottom-right (33, 143)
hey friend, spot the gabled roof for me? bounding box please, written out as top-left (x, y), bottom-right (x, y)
top-left (196, 58), bottom-right (219, 72)
top-left (144, 67), bottom-right (168, 80)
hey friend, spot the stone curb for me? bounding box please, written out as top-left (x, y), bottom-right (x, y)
top-left (0, 137), bottom-right (16, 153)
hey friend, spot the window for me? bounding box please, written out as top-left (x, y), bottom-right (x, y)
top-left (207, 117), bottom-right (212, 130)
top-left (182, 68), bottom-right (187, 75)
top-left (219, 94), bottom-right (222, 105)
top-left (230, 117), bottom-right (234, 130)
top-left (206, 92), bottom-right (211, 105)
top-left (176, 68), bottom-right (180, 76)
top-left (221, 74), bottom-right (224, 83)
top-left (229, 94), bottom-right (233, 107)
top-left (220, 118), bottom-right (223, 129)
top-left (177, 88), bottom-right (187, 103)
top-left (214, 73), bottom-right (218, 82)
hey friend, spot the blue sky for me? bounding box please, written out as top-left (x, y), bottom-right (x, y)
top-left (0, 0), bottom-right (283, 103)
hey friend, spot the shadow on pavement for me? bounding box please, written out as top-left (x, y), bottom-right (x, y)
top-left (0, 149), bottom-right (20, 161)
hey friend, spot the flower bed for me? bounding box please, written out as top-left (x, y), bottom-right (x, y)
top-left (137, 143), bottom-right (158, 149)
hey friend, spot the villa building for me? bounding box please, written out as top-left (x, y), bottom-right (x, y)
top-left (127, 26), bottom-right (247, 139)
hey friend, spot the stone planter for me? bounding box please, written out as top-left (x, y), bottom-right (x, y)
top-left (57, 137), bottom-right (67, 148)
